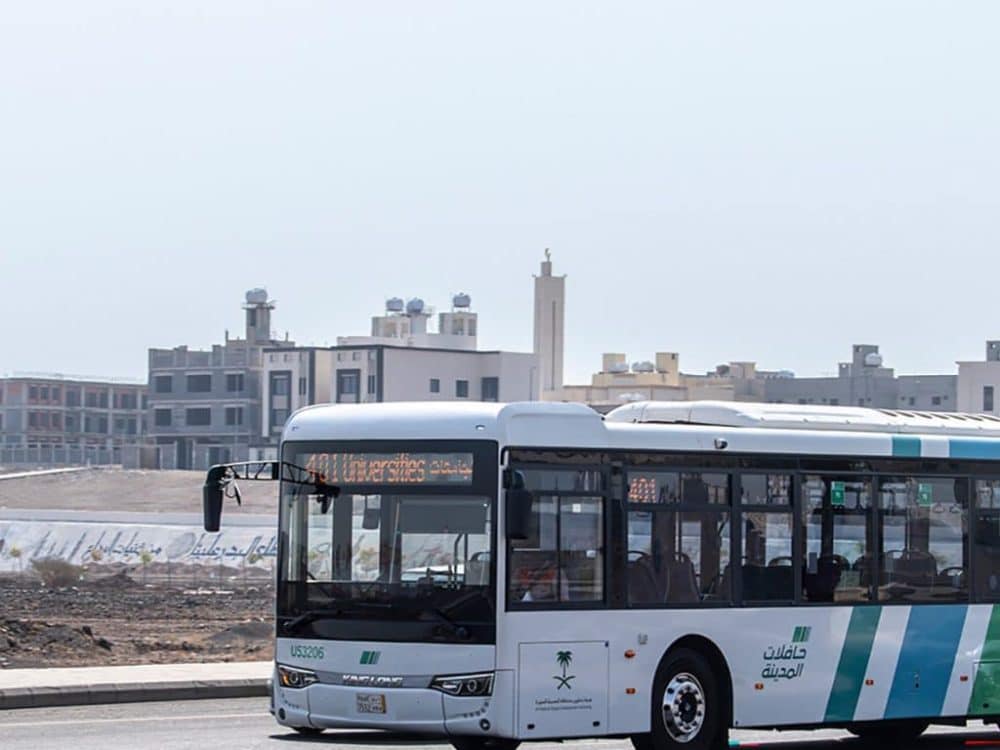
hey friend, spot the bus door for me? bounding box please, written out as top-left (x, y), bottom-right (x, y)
top-left (517, 640), bottom-right (609, 739)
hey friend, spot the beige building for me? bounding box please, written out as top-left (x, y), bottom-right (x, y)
top-left (546, 353), bottom-right (768, 412)
top-left (957, 340), bottom-right (1000, 415)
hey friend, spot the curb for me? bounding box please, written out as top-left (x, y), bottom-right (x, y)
top-left (0, 677), bottom-right (269, 710)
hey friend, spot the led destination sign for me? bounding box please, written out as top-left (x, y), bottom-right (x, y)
top-left (302, 452), bottom-right (474, 486)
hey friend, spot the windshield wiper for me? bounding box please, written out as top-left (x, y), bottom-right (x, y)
top-left (282, 602), bottom-right (391, 633)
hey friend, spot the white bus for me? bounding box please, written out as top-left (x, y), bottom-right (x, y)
top-left (203, 400), bottom-right (1000, 749)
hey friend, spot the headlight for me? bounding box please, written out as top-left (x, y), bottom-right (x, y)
top-left (430, 672), bottom-right (494, 697)
top-left (277, 664), bottom-right (319, 689)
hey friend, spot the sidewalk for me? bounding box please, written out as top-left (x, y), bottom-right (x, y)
top-left (0, 661), bottom-right (271, 709)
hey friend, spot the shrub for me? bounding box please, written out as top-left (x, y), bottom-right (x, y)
top-left (32, 558), bottom-right (84, 588)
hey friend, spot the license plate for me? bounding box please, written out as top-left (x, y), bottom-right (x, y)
top-left (356, 693), bottom-right (386, 714)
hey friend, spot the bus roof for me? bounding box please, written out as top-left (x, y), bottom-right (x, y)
top-left (605, 400), bottom-right (1000, 437)
top-left (283, 400), bottom-right (1000, 461)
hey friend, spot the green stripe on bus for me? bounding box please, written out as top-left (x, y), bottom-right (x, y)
top-left (892, 436), bottom-right (921, 457)
top-left (824, 607), bottom-right (882, 723)
top-left (969, 606), bottom-right (1000, 716)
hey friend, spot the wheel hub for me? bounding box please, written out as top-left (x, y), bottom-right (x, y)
top-left (661, 672), bottom-right (705, 743)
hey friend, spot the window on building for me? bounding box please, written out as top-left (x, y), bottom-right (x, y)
top-left (28, 412), bottom-right (38, 428)
top-left (352, 351), bottom-right (361, 361)
top-left (226, 373), bottom-right (245, 392)
top-left (367, 374), bottom-right (376, 395)
top-left (878, 476), bottom-right (967, 602)
top-left (0, 386), bottom-right (4, 404)
top-left (150, 408), bottom-right (169, 426)
top-left (481, 377), bottom-right (499, 402)
top-left (0, 414), bottom-right (4, 431)
top-left (225, 407), bottom-right (244, 426)
top-left (185, 408), bottom-right (211, 426)
top-left (908, 397), bottom-right (916, 406)
top-left (97, 416), bottom-right (108, 434)
top-left (154, 375), bottom-right (173, 394)
top-left (65, 416), bottom-right (74, 432)
top-left (39, 412), bottom-right (49, 428)
top-left (336, 370), bottom-right (360, 404)
top-left (114, 418), bottom-right (126, 434)
top-left (40, 386), bottom-right (49, 401)
top-left (29, 385), bottom-right (39, 402)
top-left (932, 396), bottom-right (942, 406)
top-left (271, 408), bottom-right (290, 430)
top-left (99, 391), bottom-right (108, 408)
top-left (66, 390), bottom-right (80, 407)
top-left (986, 386), bottom-right (995, 413)
top-left (127, 418), bottom-right (137, 435)
top-left (186, 374), bottom-right (212, 393)
top-left (429, 378), bottom-right (440, 394)
top-left (298, 377), bottom-right (307, 396)
top-left (271, 374), bottom-right (290, 396)
top-left (84, 416), bottom-right (93, 433)
top-left (51, 386), bottom-right (60, 403)
top-left (51, 413), bottom-right (61, 429)
top-left (456, 380), bottom-right (469, 398)
top-left (801, 476), bottom-right (873, 603)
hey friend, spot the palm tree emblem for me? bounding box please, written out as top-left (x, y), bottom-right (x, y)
top-left (554, 650), bottom-right (575, 690)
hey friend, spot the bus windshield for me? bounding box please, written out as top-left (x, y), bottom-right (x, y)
top-left (277, 445), bottom-right (496, 643)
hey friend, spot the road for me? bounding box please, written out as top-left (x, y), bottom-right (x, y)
top-left (0, 698), bottom-right (998, 750)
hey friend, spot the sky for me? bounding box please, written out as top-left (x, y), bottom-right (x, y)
top-left (2, 2), bottom-right (999, 384)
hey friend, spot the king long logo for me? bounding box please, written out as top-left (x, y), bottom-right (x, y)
top-left (760, 626), bottom-right (810, 682)
top-left (554, 650), bottom-right (575, 690)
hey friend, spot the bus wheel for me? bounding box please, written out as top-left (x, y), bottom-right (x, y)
top-left (846, 720), bottom-right (928, 744)
top-left (649, 648), bottom-right (723, 750)
top-left (449, 738), bottom-right (520, 750)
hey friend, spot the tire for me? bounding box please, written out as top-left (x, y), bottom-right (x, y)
top-left (847, 720), bottom-right (928, 745)
top-left (647, 648), bottom-right (727, 750)
top-left (449, 738), bottom-right (520, 750)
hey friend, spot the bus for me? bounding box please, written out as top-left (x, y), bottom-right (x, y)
top-left (202, 400), bottom-right (1000, 749)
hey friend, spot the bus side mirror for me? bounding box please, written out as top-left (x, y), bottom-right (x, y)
top-left (203, 465), bottom-right (227, 532)
top-left (506, 488), bottom-right (533, 541)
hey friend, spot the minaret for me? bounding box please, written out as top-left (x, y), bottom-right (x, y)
top-left (533, 249), bottom-right (566, 394)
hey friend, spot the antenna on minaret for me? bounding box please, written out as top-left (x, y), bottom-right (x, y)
top-left (545, 247), bottom-right (551, 262)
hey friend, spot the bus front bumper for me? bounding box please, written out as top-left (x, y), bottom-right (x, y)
top-left (272, 672), bottom-right (514, 738)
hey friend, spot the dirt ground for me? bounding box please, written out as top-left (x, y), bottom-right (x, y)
top-left (0, 571), bottom-right (275, 669)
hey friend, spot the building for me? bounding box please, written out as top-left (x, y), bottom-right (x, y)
top-left (547, 344), bottom-right (956, 414)
top-left (146, 289), bottom-right (295, 470)
top-left (546, 353), bottom-right (790, 412)
top-left (762, 344), bottom-right (956, 411)
top-left (259, 294), bottom-right (539, 453)
top-left (534, 250), bottom-right (566, 393)
top-left (957, 340), bottom-right (1000, 415)
top-left (0, 373), bottom-right (147, 465)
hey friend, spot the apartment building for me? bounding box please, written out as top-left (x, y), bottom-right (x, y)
top-left (0, 373), bottom-right (147, 464)
top-left (957, 340), bottom-right (1000, 415)
top-left (258, 295), bottom-right (538, 456)
top-left (146, 289), bottom-right (295, 470)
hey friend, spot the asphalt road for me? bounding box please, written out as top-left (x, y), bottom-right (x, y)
top-left (0, 698), bottom-right (997, 750)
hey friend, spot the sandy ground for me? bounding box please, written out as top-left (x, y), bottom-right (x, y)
top-left (0, 467), bottom-right (279, 514)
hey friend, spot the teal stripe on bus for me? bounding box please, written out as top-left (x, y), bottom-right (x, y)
top-left (884, 605), bottom-right (967, 719)
top-left (950, 439), bottom-right (1000, 460)
top-left (892, 436), bottom-right (921, 457)
top-left (824, 607), bottom-right (882, 723)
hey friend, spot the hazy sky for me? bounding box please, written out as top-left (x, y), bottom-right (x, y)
top-left (3, 2), bottom-right (999, 384)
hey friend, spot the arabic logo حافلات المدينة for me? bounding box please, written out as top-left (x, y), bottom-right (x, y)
top-left (554, 650), bottom-right (575, 690)
top-left (760, 626), bottom-right (810, 683)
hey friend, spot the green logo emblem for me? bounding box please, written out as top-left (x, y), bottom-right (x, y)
top-left (554, 650), bottom-right (575, 690)
top-left (360, 650), bottom-right (381, 665)
top-left (792, 626), bottom-right (811, 643)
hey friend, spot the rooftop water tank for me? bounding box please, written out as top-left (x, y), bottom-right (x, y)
top-left (386, 297), bottom-right (405, 313)
top-left (632, 361), bottom-right (656, 373)
top-left (406, 298), bottom-right (426, 315)
top-left (245, 288), bottom-right (269, 304)
top-left (452, 293), bottom-right (471, 309)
